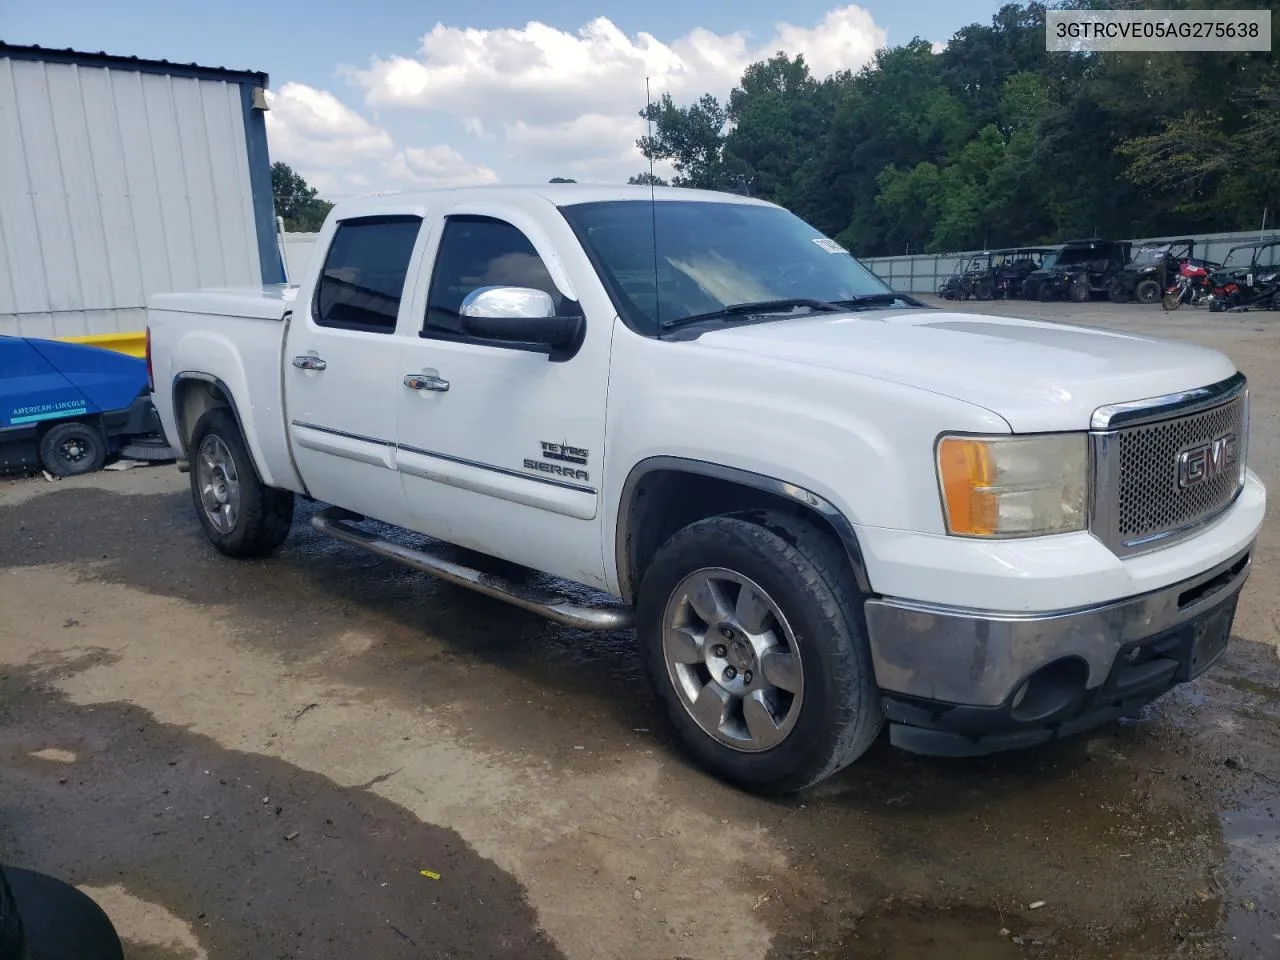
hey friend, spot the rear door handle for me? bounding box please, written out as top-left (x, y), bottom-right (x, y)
top-left (293, 355), bottom-right (327, 370)
top-left (404, 373), bottom-right (449, 392)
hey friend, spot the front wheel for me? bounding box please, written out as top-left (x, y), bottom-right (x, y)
top-left (1162, 290), bottom-right (1183, 311)
top-left (1068, 279), bottom-right (1090, 302)
top-left (1135, 279), bottom-right (1161, 304)
top-left (188, 408), bottom-right (294, 558)
top-left (39, 422), bottom-right (105, 477)
top-left (636, 512), bottom-right (883, 794)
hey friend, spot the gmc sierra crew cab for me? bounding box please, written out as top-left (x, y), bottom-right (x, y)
top-left (145, 184), bottom-right (1266, 794)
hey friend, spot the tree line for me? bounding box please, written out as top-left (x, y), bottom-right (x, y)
top-left (631, 1), bottom-right (1280, 257)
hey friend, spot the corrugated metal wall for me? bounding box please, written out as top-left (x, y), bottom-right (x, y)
top-left (0, 57), bottom-right (262, 338)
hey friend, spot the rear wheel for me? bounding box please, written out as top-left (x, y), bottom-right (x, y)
top-left (188, 407), bottom-right (294, 558)
top-left (1068, 279), bottom-right (1090, 302)
top-left (1037, 280), bottom-right (1056, 302)
top-left (636, 512), bottom-right (883, 794)
top-left (1135, 279), bottom-right (1161, 304)
top-left (1107, 278), bottom-right (1128, 303)
top-left (973, 279), bottom-right (994, 300)
top-left (39, 421), bottom-right (105, 477)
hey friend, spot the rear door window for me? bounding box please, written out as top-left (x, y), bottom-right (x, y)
top-left (312, 216), bottom-right (423, 333)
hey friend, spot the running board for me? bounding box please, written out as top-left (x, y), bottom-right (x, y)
top-left (310, 507), bottom-right (634, 631)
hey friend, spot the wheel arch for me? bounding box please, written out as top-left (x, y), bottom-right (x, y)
top-left (615, 456), bottom-right (872, 604)
top-left (170, 373), bottom-right (251, 460)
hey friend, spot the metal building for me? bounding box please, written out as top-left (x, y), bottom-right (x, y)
top-left (0, 43), bottom-right (283, 345)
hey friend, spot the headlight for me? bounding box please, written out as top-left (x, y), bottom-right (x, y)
top-left (936, 433), bottom-right (1088, 538)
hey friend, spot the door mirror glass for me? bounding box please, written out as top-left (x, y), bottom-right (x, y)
top-left (460, 286), bottom-right (556, 320)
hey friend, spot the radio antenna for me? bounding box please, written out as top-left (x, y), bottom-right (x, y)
top-left (645, 75), bottom-right (660, 326)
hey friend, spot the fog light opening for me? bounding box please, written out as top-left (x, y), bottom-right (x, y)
top-left (1010, 682), bottom-right (1029, 711)
top-left (1009, 658), bottom-right (1089, 724)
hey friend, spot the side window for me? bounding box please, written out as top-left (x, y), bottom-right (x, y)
top-left (424, 215), bottom-right (566, 338)
top-left (312, 215), bottom-right (422, 334)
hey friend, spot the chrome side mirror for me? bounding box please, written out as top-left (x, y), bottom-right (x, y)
top-left (460, 286), bottom-right (556, 320)
top-left (457, 285), bottom-right (585, 361)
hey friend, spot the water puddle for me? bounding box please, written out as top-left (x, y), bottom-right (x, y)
top-left (1219, 794), bottom-right (1280, 958)
top-left (841, 903), bottom-right (1032, 959)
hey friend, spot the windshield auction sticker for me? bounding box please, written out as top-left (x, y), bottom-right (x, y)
top-left (1046, 10), bottom-right (1270, 52)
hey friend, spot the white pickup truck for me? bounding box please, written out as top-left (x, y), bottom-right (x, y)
top-left (146, 184), bottom-right (1265, 794)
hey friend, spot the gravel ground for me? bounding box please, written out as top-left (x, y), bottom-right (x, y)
top-left (1, 295), bottom-right (1278, 960)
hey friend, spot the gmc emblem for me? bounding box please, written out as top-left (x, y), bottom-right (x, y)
top-left (1177, 433), bottom-right (1239, 489)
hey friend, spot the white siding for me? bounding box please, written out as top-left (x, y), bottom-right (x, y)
top-left (0, 57), bottom-right (262, 338)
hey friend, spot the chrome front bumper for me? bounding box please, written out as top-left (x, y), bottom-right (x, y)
top-left (864, 541), bottom-right (1254, 709)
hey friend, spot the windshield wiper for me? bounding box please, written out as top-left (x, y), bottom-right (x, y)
top-left (829, 292), bottom-right (922, 309)
top-left (660, 297), bottom-right (842, 330)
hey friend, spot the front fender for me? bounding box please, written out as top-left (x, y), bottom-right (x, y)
top-left (601, 334), bottom-right (1010, 593)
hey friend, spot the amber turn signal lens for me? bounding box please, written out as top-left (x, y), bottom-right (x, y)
top-left (935, 434), bottom-right (1088, 538)
top-left (937, 437), bottom-right (998, 536)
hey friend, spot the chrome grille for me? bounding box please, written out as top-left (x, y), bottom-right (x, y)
top-left (1092, 382), bottom-right (1247, 555)
top-left (1115, 395), bottom-right (1245, 541)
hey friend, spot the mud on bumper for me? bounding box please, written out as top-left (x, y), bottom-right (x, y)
top-left (864, 544), bottom-right (1252, 758)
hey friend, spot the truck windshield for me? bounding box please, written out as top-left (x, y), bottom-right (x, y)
top-left (558, 199), bottom-right (895, 333)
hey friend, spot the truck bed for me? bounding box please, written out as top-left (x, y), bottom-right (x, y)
top-left (147, 284), bottom-right (304, 493)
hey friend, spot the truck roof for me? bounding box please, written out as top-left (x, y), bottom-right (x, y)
top-left (328, 183), bottom-right (774, 220)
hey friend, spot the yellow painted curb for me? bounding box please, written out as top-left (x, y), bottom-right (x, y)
top-left (58, 332), bottom-right (146, 359)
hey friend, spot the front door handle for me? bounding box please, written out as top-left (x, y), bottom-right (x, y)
top-left (404, 373), bottom-right (449, 392)
top-left (293, 355), bottom-right (327, 370)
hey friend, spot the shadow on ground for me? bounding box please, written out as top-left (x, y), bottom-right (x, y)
top-left (0, 657), bottom-right (562, 960)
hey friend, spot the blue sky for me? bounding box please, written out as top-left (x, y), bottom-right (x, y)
top-left (7, 0), bottom-right (1001, 194)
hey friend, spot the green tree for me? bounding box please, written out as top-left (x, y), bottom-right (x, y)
top-left (271, 162), bottom-right (333, 232)
top-left (627, 172), bottom-right (669, 186)
top-left (634, 93), bottom-right (743, 189)
top-left (617, 0), bottom-right (1280, 256)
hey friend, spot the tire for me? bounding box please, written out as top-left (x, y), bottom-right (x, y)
top-left (635, 511), bottom-right (883, 795)
top-left (188, 407), bottom-right (294, 558)
top-left (974, 279), bottom-right (994, 300)
top-left (1107, 278), bottom-right (1128, 303)
top-left (1068, 279), bottom-right (1090, 303)
top-left (1037, 280), bottom-right (1056, 302)
top-left (39, 421), bottom-right (105, 477)
top-left (1135, 279), bottom-right (1161, 304)
top-left (1161, 291), bottom-right (1182, 312)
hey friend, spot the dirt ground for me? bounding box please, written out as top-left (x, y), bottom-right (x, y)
top-left (2, 296), bottom-right (1278, 960)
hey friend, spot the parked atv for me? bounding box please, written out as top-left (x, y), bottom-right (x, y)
top-left (1021, 239), bottom-right (1131, 302)
top-left (987, 247), bottom-right (1057, 299)
top-left (1109, 239), bottom-right (1196, 304)
top-left (1207, 239), bottom-right (1280, 312)
top-left (939, 254), bottom-right (989, 300)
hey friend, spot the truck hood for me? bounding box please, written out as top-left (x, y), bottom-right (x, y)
top-left (695, 308), bottom-right (1238, 432)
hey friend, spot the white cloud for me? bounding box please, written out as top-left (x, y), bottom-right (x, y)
top-left (931, 39), bottom-right (947, 54)
top-left (265, 81), bottom-right (495, 196)
top-left (386, 145), bottom-right (499, 187)
top-left (266, 7), bottom-right (890, 193)
top-left (264, 82), bottom-right (394, 168)
top-left (342, 6), bottom-right (888, 180)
